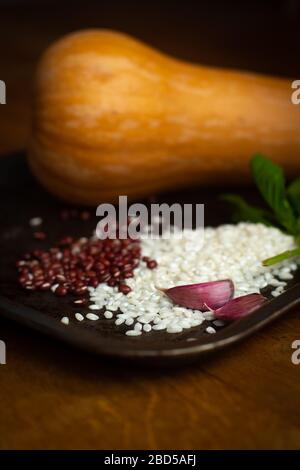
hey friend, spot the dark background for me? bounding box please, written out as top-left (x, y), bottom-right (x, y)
top-left (0, 0), bottom-right (300, 154)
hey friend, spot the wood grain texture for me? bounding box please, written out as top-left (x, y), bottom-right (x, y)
top-left (0, 0), bottom-right (300, 450)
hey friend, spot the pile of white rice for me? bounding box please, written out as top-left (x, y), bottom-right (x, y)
top-left (85, 223), bottom-right (298, 336)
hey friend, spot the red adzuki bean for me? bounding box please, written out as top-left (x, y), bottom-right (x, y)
top-left (118, 284), bottom-right (132, 295)
top-left (17, 217), bottom-right (158, 298)
top-left (147, 260), bottom-right (158, 269)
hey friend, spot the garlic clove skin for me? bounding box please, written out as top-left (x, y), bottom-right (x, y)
top-left (214, 293), bottom-right (268, 321)
top-left (158, 279), bottom-right (234, 311)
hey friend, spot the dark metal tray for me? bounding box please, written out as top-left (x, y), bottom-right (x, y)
top-left (0, 153), bottom-right (299, 365)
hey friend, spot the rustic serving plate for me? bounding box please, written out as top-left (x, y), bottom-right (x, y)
top-left (0, 153), bottom-right (300, 366)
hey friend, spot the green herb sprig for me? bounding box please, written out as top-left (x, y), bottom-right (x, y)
top-left (222, 154), bottom-right (300, 266)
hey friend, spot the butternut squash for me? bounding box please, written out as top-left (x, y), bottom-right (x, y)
top-left (29, 30), bottom-right (300, 204)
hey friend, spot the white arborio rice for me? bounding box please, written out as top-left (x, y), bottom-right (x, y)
top-left (88, 223), bottom-right (298, 335)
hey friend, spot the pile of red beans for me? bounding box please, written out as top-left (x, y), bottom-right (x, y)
top-left (16, 235), bottom-right (157, 300)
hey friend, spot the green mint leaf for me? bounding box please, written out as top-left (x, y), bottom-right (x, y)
top-left (287, 178), bottom-right (300, 217)
top-left (251, 153), bottom-right (296, 234)
top-left (262, 247), bottom-right (300, 266)
top-left (221, 194), bottom-right (273, 225)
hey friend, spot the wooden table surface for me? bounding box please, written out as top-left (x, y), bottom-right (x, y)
top-left (1, 1), bottom-right (300, 450)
